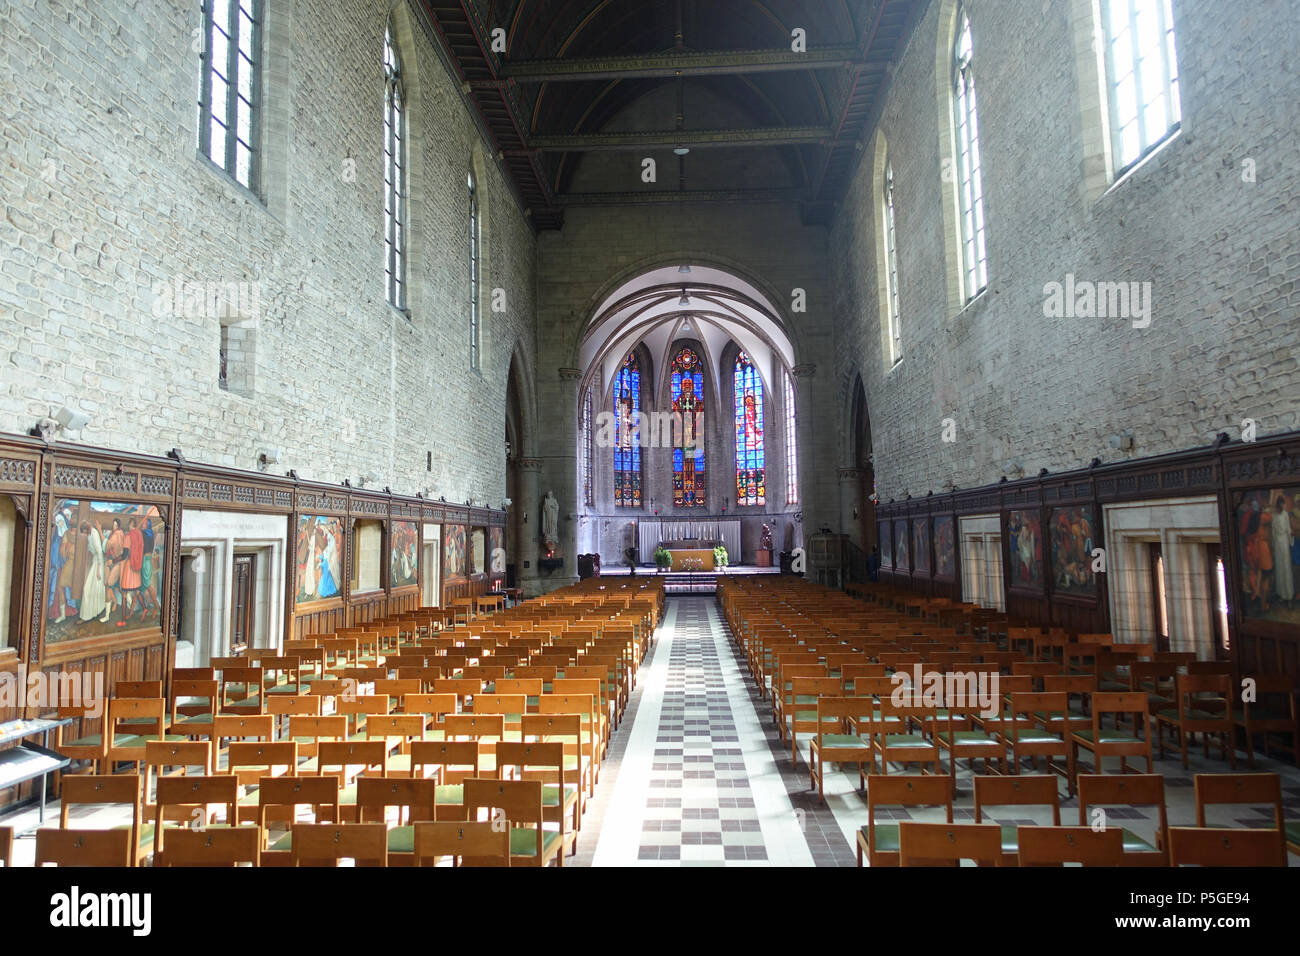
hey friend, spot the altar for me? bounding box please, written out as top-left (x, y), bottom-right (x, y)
top-left (668, 548), bottom-right (715, 571)
top-left (636, 517), bottom-right (741, 565)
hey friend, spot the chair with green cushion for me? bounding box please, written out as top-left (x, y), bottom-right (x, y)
top-left (152, 773), bottom-right (241, 864)
top-left (790, 676), bottom-right (845, 763)
top-left (810, 695), bottom-right (877, 801)
top-left (227, 740), bottom-right (298, 822)
top-left (400, 692), bottom-right (458, 742)
top-left (522, 713), bottom-right (589, 801)
top-left (553, 679), bottom-right (609, 754)
top-left (58, 772), bottom-right (153, 867)
top-left (316, 740), bottom-right (388, 822)
top-left (54, 702), bottom-right (109, 770)
top-left (937, 698), bottom-right (1007, 786)
top-left (1005, 691), bottom-right (1077, 795)
top-left (337, 694), bottom-right (390, 740)
top-left (289, 715), bottom-right (348, 771)
top-left (495, 678), bottom-right (544, 715)
top-left (858, 774), bottom-right (953, 867)
top-left (35, 827), bottom-right (132, 867)
top-left (772, 658), bottom-right (823, 739)
top-left (213, 713), bottom-right (274, 748)
top-left (1232, 673), bottom-right (1299, 768)
top-left (219, 666), bottom-right (264, 716)
top-left (1076, 773), bottom-right (1168, 866)
top-left (168, 674), bottom-right (218, 736)
top-left (291, 822), bottom-right (387, 867)
top-left (874, 696), bottom-right (941, 775)
top-left (265, 694), bottom-right (322, 743)
top-left (105, 697), bottom-right (183, 774)
top-left (413, 820), bottom-right (510, 867)
top-left (1128, 661), bottom-right (1177, 727)
top-left (898, 821), bottom-right (1002, 867)
top-left (411, 740), bottom-right (481, 819)
top-left (1193, 772), bottom-right (1287, 861)
top-left (538, 693), bottom-right (599, 792)
top-left (973, 774), bottom-right (1060, 866)
top-left (256, 773), bottom-right (341, 866)
top-left (463, 777), bottom-right (560, 868)
top-left (497, 741), bottom-right (579, 860)
top-left (1017, 825), bottom-right (1124, 866)
top-left (373, 678), bottom-right (422, 712)
top-left (142, 739), bottom-right (213, 811)
top-left (1070, 691), bottom-right (1152, 777)
top-left (1155, 673), bottom-right (1237, 769)
top-left (1168, 826), bottom-right (1287, 867)
top-left (364, 712), bottom-right (426, 774)
top-left (356, 776), bottom-right (436, 866)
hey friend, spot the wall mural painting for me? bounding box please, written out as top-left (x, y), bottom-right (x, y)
top-left (879, 520), bottom-right (892, 569)
top-left (490, 527), bottom-right (503, 574)
top-left (444, 524), bottom-right (467, 583)
top-left (893, 519), bottom-right (909, 571)
top-left (1007, 508), bottom-right (1044, 590)
top-left (471, 528), bottom-right (486, 575)
top-left (390, 520), bottom-right (419, 589)
top-left (912, 517), bottom-right (930, 574)
top-left (1236, 487), bottom-right (1300, 624)
top-left (1050, 505), bottom-right (1096, 596)
top-left (296, 515), bottom-right (344, 603)
top-left (933, 515), bottom-right (956, 579)
top-left (46, 500), bottom-right (166, 644)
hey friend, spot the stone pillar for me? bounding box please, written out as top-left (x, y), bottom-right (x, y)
top-left (790, 363), bottom-right (821, 574)
top-left (535, 367), bottom-right (582, 592)
top-left (838, 467), bottom-right (864, 550)
top-left (517, 457), bottom-right (543, 597)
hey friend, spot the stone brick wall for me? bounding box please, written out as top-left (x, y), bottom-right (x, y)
top-left (0, 0), bottom-right (536, 507)
top-left (829, 0), bottom-right (1300, 502)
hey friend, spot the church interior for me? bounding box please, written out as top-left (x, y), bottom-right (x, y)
top-left (1, 0), bottom-right (1299, 883)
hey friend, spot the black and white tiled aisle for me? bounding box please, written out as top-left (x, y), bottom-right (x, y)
top-left (583, 596), bottom-right (854, 866)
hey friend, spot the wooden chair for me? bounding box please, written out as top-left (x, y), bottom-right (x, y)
top-left (159, 826), bottom-right (261, 866)
top-left (937, 697), bottom-right (1006, 786)
top-left (463, 777), bottom-right (560, 867)
top-left (973, 774), bottom-right (1060, 866)
top-left (34, 828), bottom-right (132, 867)
top-left (355, 776), bottom-right (437, 865)
top-left (1168, 826), bottom-right (1287, 866)
top-left (789, 676), bottom-right (844, 762)
top-left (58, 773), bottom-right (151, 866)
top-left (213, 713), bottom-right (274, 746)
top-left (898, 821), bottom-right (1001, 866)
top-left (105, 697), bottom-right (179, 773)
top-left (1076, 773), bottom-right (1168, 865)
top-left (1193, 772), bottom-right (1286, 860)
top-left (1006, 692), bottom-right (1078, 795)
top-left (1232, 674), bottom-right (1299, 768)
top-left (219, 666), bottom-right (264, 715)
top-left (1154, 673), bottom-right (1237, 769)
top-left (497, 741), bottom-right (579, 857)
top-left (410, 740), bottom-right (482, 819)
top-left (0, 826), bottom-right (10, 866)
top-left (142, 739), bottom-right (213, 812)
top-left (257, 774), bottom-right (342, 865)
top-left (857, 774), bottom-right (953, 867)
top-left (809, 696), bottom-right (877, 800)
top-left (1017, 825), bottom-right (1124, 866)
top-left (291, 823), bottom-right (389, 866)
top-left (1071, 691), bottom-right (1152, 776)
top-left (168, 678), bottom-right (220, 736)
top-left (228, 740), bottom-right (298, 821)
top-left (413, 821), bottom-right (511, 867)
top-left (874, 696), bottom-right (940, 775)
top-left (316, 740), bottom-right (388, 821)
top-left (152, 774), bottom-right (240, 864)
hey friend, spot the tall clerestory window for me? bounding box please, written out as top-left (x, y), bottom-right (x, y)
top-left (1101, 0), bottom-right (1181, 174)
top-left (671, 348), bottom-right (706, 508)
top-left (733, 352), bottom-right (765, 507)
top-left (783, 370), bottom-right (798, 505)
top-left (581, 386), bottom-right (594, 506)
top-left (197, 0), bottom-right (262, 190)
top-left (882, 159), bottom-right (902, 365)
top-left (952, 4), bottom-right (988, 302)
top-left (383, 26), bottom-right (407, 311)
top-left (468, 172), bottom-right (481, 369)
top-left (613, 353), bottom-right (641, 508)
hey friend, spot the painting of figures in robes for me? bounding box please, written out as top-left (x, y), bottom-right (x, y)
top-left (1236, 487), bottom-right (1300, 624)
top-left (390, 520), bottom-right (419, 589)
top-left (933, 515), bottom-right (956, 579)
top-left (894, 519), bottom-right (910, 571)
top-left (1007, 509), bottom-right (1043, 590)
top-left (471, 528), bottom-right (486, 575)
top-left (912, 518), bottom-right (931, 574)
top-left (45, 500), bottom-right (166, 644)
top-left (490, 527), bottom-right (504, 574)
top-left (1050, 505), bottom-right (1096, 595)
top-left (296, 515), bottom-right (344, 603)
top-left (444, 525), bottom-right (467, 583)
top-left (879, 520), bottom-right (892, 569)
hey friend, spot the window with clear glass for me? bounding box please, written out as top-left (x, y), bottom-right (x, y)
top-left (197, 0), bottom-right (262, 190)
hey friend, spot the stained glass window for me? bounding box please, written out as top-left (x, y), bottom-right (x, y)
top-left (581, 385), bottom-right (593, 506)
top-left (613, 353), bottom-right (641, 507)
top-left (671, 347), bottom-right (706, 508)
top-left (734, 352), bottom-right (765, 506)
top-left (783, 370), bottom-right (798, 504)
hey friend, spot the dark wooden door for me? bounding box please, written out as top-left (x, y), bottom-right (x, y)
top-left (231, 554), bottom-right (255, 653)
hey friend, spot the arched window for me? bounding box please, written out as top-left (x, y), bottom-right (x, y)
top-left (383, 26), bottom-right (406, 310)
top-left (581, 385), bottom-right (594, 506)
top-left (953, 5), bottom-right (988, 301)
top-left (198, 0), bottom-right (262, 190)
top-left (733, 352), bottom-right (765, 507)
top-left (468, 171), bottom-right (481, 369)
top-left (671, 347), bottom-right (706, 508)
top-left (882, 158), bottom-right (902, 364)
top-left (1102, 0), bottom-right (1181, 173)
top-left (783, 370), bottom-right (798, 504)
top-left (613, 353), bottom-right (641, 508)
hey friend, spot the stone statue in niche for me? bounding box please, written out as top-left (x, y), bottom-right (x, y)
top-left (760, 523), bottom-right (773, 551)
top-left (542, 490), bottom-right (559, 550)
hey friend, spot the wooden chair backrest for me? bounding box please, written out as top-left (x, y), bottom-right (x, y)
top-left (1193, 772), bottom-right (1283, 827)
top-left (445, 713), bottom-right (505, 740)
top-left (144, 740), bottom-right (213, 775)
top-left (317, 740), bottom-right (387, 779)
top-left (413, 821), bottom-right (510, 867)
top-left (116, 680), bottom-right (164, 699)
top-left (411, 740), bottom-right (480, 779)
top-left (291, 823), bottom-right (388, 866)
top-left (256, 774), bottom-right (340, 812)
top-left (464, 778), bottom-right (543, 829)
top-left (1168, 826), bottom-right (1287, 867)
top-left (1017, 825), bottom-right (1124, 865)
top-left (160, 826), bottom-right (260, 866)
top-left (898, 822), bottom-right (1001, 866)
top-left (213, 714), bottom-right (274, 741)
top-left (867, 774), bottom-right (953, 813)
top-left (288, 715), bottom-right (348, 742)
top-left (356, 776), bottom-right (436, 823)
top-left (35, 828), bottom-right (132, 867)
top-left (973, 774), bottom-right (1060, 823)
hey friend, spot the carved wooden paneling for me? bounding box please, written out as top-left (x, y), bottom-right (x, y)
top-left (0, 457), bottom-right (36, 485)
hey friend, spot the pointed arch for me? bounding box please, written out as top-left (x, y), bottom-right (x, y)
top-left (670, 345), bottom-right (707, 509)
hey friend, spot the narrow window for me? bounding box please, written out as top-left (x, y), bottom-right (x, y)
top-left (783, 370), bottom-right (798, 504)
top-left (1102, 0), bottom-right (1181, 174)
top-left (197, 0), bottom-right (262, 190)
top-left (383, 26), bottom-right (407, 310)
top-left (953, 5), bottom-right (988, 300)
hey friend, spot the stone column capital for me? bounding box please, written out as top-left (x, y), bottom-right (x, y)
top-left (558, 367), bottom-right (583, 381)
top-left (792, 363), bottom-right (817, 378)
top-left (518, 458), bottom-right (543, 472)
